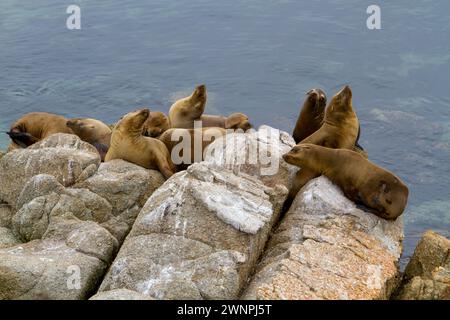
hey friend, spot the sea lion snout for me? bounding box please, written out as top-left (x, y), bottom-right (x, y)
top-left (338, 85), bottom-right (352, 100)
top-left (306, 88), bottom-right (327, 108)
top-left (194, 84), bottom-right (206, 97)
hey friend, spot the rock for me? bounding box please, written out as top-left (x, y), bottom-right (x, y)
top-left (0, 134), bottom-right (100, 207)
top-left (74, 160), bottom-right (165, 242)
top-left (0, 136), bottom-right (164, 299)
top-left (242, 176), bottom-right (403, 300)
top-left (0, 227), bottom-right (20, 248)
top-left (99, 162), bottom-right (288, 300)
top-left (89, 289), bottom-right (154, 300)
top-left (395, 231), bottom-right (450, 300)
top-left (0, 203), bottom-right (13, 228)
top-left (0, 239), bottom-right (107, 300)
top-left (205, 126), bottom-right (297, 189)
top-left (0, 151), bottom-right (4, 160)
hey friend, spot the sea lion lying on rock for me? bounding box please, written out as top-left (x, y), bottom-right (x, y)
top-left (105, 109), bottom-right (176, 179)
top-left (169, 85), bottom-right (207, 129)
top-left (200, 112), bottom-right (253, 131)
top-left (6, 112), bottom-right (74, 150)
top-left (66, 118), bottom-right (112, 161)
top-left (144, 111), bottom-right (170, 138)
top-left (159, 127), bottom-right (227, 170)
top-left (283, 143), bottom-right (409, 220)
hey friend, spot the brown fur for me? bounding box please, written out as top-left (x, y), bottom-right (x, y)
top-left (8, 112), bottom-right (74, 150)
top-left (288, 85), bottom-right (360, 202)
top-left (66, 118), bottom-right (112, 161)
top-left (293, 88), bottom-right (327, 143)
top-left (283, 144), bottom-right (409, 220)
top-left (105, 109), bottom-right (176, 179)
top-left (144, 111), bottom-right (170, 138)
top-left (168, 85), bottom-right (207, 128)
top-left (159, 127), bottom-right (227, 170)
top-left (200, 112), bottom-right (252, 131)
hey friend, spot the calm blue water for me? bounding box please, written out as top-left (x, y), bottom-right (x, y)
top-left (0, 0), bottom-right (449, 267)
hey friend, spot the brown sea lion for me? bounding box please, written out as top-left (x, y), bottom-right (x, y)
top-left (288, 85), bottom-right (361, 203)
top-left (200, 112), bottom-right (252, 131)
top-left (105, 109), bottom-right (176, 179)
top-left (144, 111), bottom-right (170, 138)
top-left (6, 112), bottom-right (74, 149)
top-left (159, 127), bottom-right (227, 170)
top-left (293, 88), bottom-right (327, 143)
top-left (168, 85), bottom-right (207, 128)
top-left (283, 144), bottom-right (409, 220)
top-left (66, 118), bottom-right (112, 161)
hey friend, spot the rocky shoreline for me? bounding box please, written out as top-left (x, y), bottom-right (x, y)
top-left (0, 128), bottom-right (448, 300)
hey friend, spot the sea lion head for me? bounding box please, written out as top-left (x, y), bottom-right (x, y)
top-left (144, 111), bottom-right (170, 137)
top-left (368, 176), bottom-right (409, 220)
top-left (116, 108), bottom-right (150, 136)
top-left (305, 88), bottom-right (327, 113)
top-left (282, 143), bottom-right (316, 167)
top-left (225, 113), bottom-right (253, 131)
top-left (326, 85), bottom-right (353, 117)
top-left (189, 84), bottom-right (207, 116)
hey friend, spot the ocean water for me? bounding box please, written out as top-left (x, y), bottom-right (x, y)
top-left (0, 0), bottom-right (449, 267)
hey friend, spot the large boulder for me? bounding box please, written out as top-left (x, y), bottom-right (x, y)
top-left (0, 239), bottom-right (107, 300)
top-left (394, 230), bottom-right (450, 300)
top-left (0, 134), bottom-right (100, 207)
top-left (99, 162), bottom-right (288, 299)
top-left (205, 126), bottom-right (297, 189)
top-left (0, 135), bottom-right (165, 300)
top-left (242, 176), bottom-right (403, 300)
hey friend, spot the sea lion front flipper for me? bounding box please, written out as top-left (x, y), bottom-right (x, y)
top-left (5, 131), bottom-right (39, 148)
top-left (91, 142), bottom-right (110, 162)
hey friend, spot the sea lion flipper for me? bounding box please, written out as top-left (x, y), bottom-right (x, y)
top-left (91, 142), bottom-right (110, 162)
top-left (6, 131), bottom-right (39, 148)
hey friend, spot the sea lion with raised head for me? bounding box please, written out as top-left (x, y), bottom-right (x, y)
top-left (288, 85), bottom-right (361, 203)
top-left (105, 109), bottom-right (176, 179)
top-left (293, 88), bottom-right (327, 143)
top-left (283, 144), bottom-right (409, 220)
top-left (6, 112), bottom-right (74, 149)
top-left (168, 85), bottom-right (207, 129)
top-left (66, 118), bottom-right (112, 161)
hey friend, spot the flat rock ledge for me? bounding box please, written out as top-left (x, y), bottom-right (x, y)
top-left (242, 176), bottom-right (403, 300)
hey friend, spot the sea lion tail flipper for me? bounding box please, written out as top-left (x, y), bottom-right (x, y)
top-left (5, 131), bottom-right (39, 148)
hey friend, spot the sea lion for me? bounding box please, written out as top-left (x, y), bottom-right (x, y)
top-left (288, 85), bottom-right (361, 203)
top-left (200, 112), bottom-right (252, 131)
top-left (159, 127), bottom-right (227, 170)
top-left (66, 118), bottom-right (112, 161)
top-left (6, 112), bottom-right (74, 149)
top-left (143, 111), bottom-right (170, 138)
top-left (293, 88), bottom-right (327, 143)
top-left (168, 84), bottom-right (207, 128)
top-left (105, 109), bottom-right (176, 179)
top-left (283, 144), bottom-right (409, 220)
